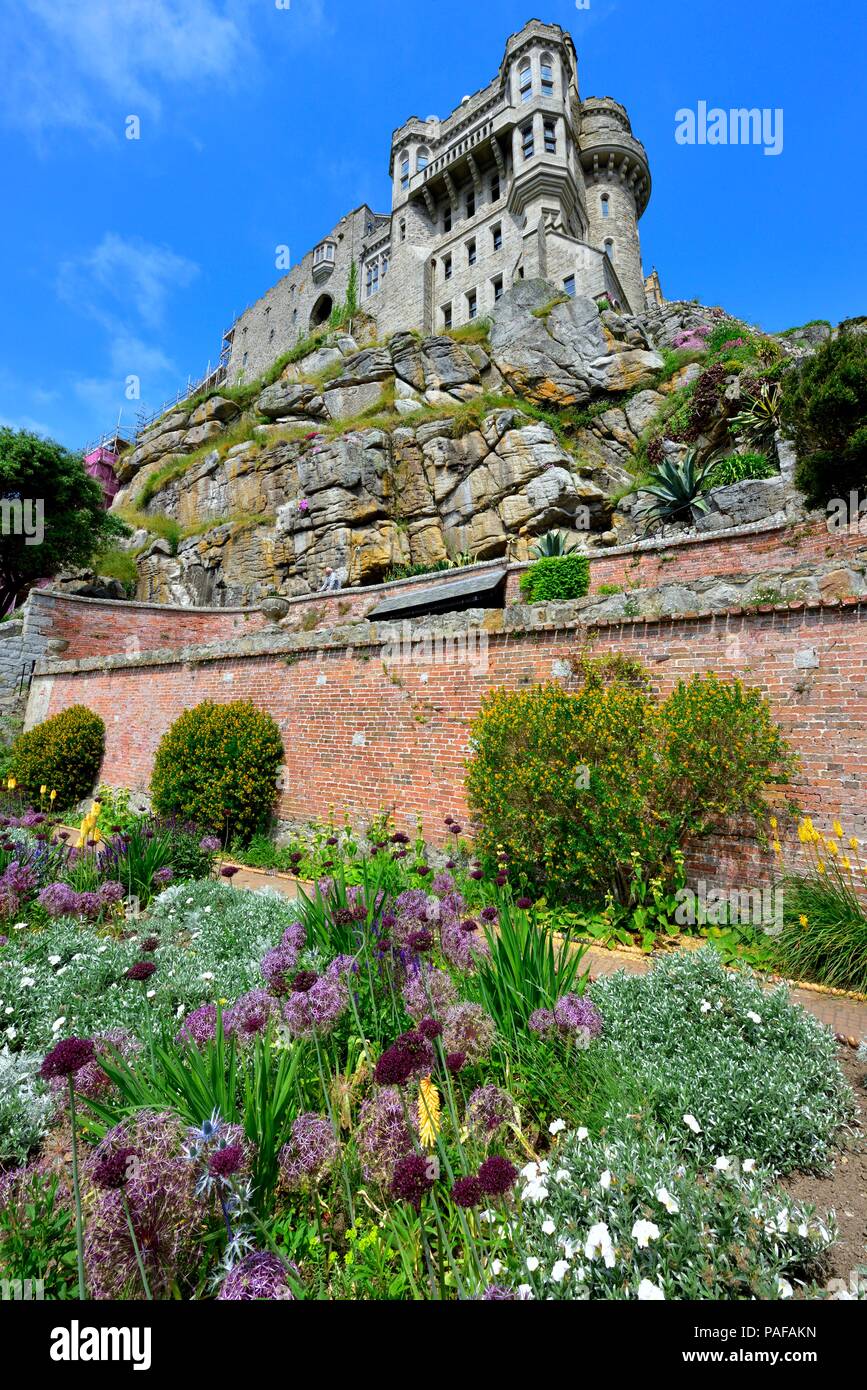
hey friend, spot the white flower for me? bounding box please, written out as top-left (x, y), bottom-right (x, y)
top-left (20, 977), bottom-right (35, 988)
top-left (5, 1027), bottom-right (17, 1041)
top-left (575, 1126), bottom-right (588, 1141)
top-left (637, 1278), bottom-right (665, 1300)
top-left (48, 955), bottom-right (61, 966)
top-left (798, 1222), bottom-right (809, 1238)
top-left (776, 1276), bottom-right (793, 1298)
top-left (517, 1285), bottom-right (534, 1300)
top-left (520, 1161), bottom-right (540, 1180)
top-left (714, 1156), bottom-right (732, 1171)
top-left (549, 1118), bottom-right (566, 1135)
top-left (631, 1219), bottom-right (660, 1249)
top-left (683, 1113), bottom-right (702, 1134)
top-left (526, 1257), bottom-right (539, 1273)
top-left (51, 1016), bottom-right (66, 1032)
top-left (491, 1259), bottom-right (502, 1275)
top-left (656, 1186), bottom-right (679, 1214)
top-left (600, 1169), bottom-right (613, 1191)
top-left (553, 1168), bottom-right (571, 1184)
top-left (747, 1010), bottom-right (762, 1024)
top-left (742, 1158), bottom-right (756, 1172)
top-left (146, 989), bottom-right (156, 999)
top-left (4, 1007), bottom-right (12, 1015)
top-left (700, 999), bottom-right (712, 1013)
top-left (551, 1260), bottom-right (570, 1283)
top-left (203, 906), bottom-right (212, 915)
top-left (541, 1219), bottom-right (556, 1235)
top-left (200, 972), bottom-right (215, 982)
top-left (585, 1222), bottom-right (616, 1268)
top-left (14, 922), bottom-right (27, 930)
top-left (522, 1179), bottom-right (549, 1204)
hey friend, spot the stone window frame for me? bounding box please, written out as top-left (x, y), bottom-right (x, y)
top-left (490, 173), bottom-right (500, 203)
top-left (417, 146), bottom-right (429, 173)
top-left (443, 253), bottom-right (453, 281)
top-left (313, 241), bottom-right (336, 267)
top-left (442, 302), bottom-right (453, 329)
top-left (563, 274), bottom-right (576, 297)
top-left (518, 59), bottom-right (532, 103)
top-left (491, 222), bottom-right (503, 252)
top-left (492, 274), bottom-right (504, 302)
top-left (521, 123), bottom-right (534, 160)
top-left (543, 119), bottom-right (557, 154)
top-left (466, 288), bottom-right (478, 320)
top-left (443, 204), bottom-right (452, 233)
top-left (601, 192), bottom-right (610, 219)
top-left (540, 52), bottom-right (555, 97)
top-left (604, 238), bottom-right (614, 260)
top-left (466, 188), bottom-right (476, 218)
top-left (400, 153), bottom-right (410, 191)
top-left (466, 237), bottom-right (477, 267)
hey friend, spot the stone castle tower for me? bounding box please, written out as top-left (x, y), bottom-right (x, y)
top-left (227, 19), bottom-right (651, 384)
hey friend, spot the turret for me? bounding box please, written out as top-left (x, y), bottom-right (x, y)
top-left (579, 96), bottom-right (651, 312)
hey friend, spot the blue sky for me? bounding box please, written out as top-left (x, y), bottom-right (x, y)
top-left (0, 0), bottom-right (864, 451)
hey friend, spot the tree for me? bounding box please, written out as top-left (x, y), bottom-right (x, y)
top-left (0, 428), bottom-right (127, 615)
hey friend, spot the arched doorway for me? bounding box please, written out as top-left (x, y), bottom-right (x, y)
top-left (310, 293), bottom-right (333, 328)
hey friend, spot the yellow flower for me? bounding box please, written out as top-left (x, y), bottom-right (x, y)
top-left (6, 777), bottom-right (16, 790)
top-left (40, 785), bottom-right (47, 796)
top-left (769, 816), bottom-right (778, 830)
top-left (816, 860), bottom-right (826, 874)
top-left (833, 819), bottom-right (843, 839)
top-left (841, 856), bottom-right (852, 872)
top-left (772, 840), bottom-right (781, 855)
top-left (49, 789), bottom-right (57, 802)
top-left (417, 1075), bottom-right (441, 1149)
top-left (849, 837), bottom-right (859, 851)
top-left (799, 915), bottom-right (808, 927)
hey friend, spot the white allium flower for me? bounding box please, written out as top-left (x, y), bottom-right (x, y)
top-left (631, 1219), bottom-right (660, 1249)
top-left (683, 1113), bottom-right (702, 1134)
top-left (637, 1278), bottom-right (665, 1300)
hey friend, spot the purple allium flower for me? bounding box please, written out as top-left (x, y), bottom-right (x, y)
top-left (220, 865), bottom-right (239, 880)
top-left (418, 1016), bottom-right (443, 1040)
top-left (441, 910), bottom-right (490, 973)
top-left (281, 973), bottom-right (346, 1038)
top-left (326, 954), bottom-right (358, 983)
top-left (528, 1008), bottom-right (555, 1034)
top-left (445, 1050), bottom-right (466, 1072)
top-left (209, 1143), bottom-right (244, 1179)
top-left (414, 864), bottom-right (431, 877)
top-left (153, 867), bottom-right (174, 887)
top-left (483, 1285), bottom-right (517, 1300)
top-left (357, 1087), bottom-right (416, 1185)
top-left (199, 836), bottom-right (221, 853)
top-left (78, 891), bottom-right (103, 921)
top-left (467, 1085), bottom-right (514, 1137)
top-left (279, 1112), bottom-right (338, 1189)
top-left (516, 897), bottom-right (533, 910)
top-left (125, 960), bottom-right (156, 982)
top-left (451, 1175), bottom-right (482, 1208)
top-left (445, 859), bottom-right (457, 870)
top-left (140, 936), bottom-right (160, 953)
top-left (37, 882), bottom-right (81, 918)
top-left (374, 1046), bottom-right (416, 1086)
top-left (92, 1146), bottom-right (137, 1190)
top-left (469, 869), bottom-right (484, 881)
top-left (390, 831), bottom-right (410, 845)
top-left (217, 1250), bottom-right (296, 1301)
top-left (448, 823), bottom-right (462, 835)
top-left (442, 1002), bottom-right (495, 1064)
top-left (261, 941), bottom-right (302, 996)
top-left (291, 970), bottom-right (318, 993)
top-left (391, 1153), bottom-right (434, 1210)
top-left (40, 1037), bottom-right (95, 1079)
top-left (495, 873), bottom-right (508, 887)
top-left (97, 880), bottom-right (125, 906)
top-left (49, 1029), bottom-right (139, 1104)
top-left (407, 928), bottom-right (434, 953)
top-left (480, 906), bottom-right (498, 923)
top-left (431, 871), bottom-right (456, 897)
top-left (229, 989), bottom-right (279, 1039)
top-left (0, 935), bottom-right (7, 947)
top-left (477, 1155), bottom-right (517, 1197)
top-left (552, 993), bottom-right (603, 1041)
top-left (176, 1003), bottom-right (219, 1047)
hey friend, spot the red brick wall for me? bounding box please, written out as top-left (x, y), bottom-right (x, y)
top-left (34, 600), bottom-right (867, 887)
top-left (29, 591), bottom-right (268, 661)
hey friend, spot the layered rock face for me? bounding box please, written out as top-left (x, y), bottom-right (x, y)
top-left (120, 282), bottom-right (668, 605)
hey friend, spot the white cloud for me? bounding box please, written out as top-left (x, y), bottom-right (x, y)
top-left (0, 0), bottom-right (256, 138)
top-left (58, 233), bottom-right (199, 331)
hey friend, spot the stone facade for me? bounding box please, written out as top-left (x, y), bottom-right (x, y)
top-left (226, 19), bottom-right (652, 385)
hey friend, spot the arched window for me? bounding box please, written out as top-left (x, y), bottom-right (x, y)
top-left (601, 193), bottom-right (610, 219)
top-left (540, 54), bottom-right (554, 97)
top-left (400, 154), bottom-right (410, 191)
top-left (416, 146), bottom-right (429, 173)
top-left (518, 59), bottom-right (532, 103)
top-left (604, 238), bottom-right (614, 260)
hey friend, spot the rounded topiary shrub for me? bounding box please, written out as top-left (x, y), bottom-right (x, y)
top-left (11, 704), bottom-right (105, 809)
top-left (151, 700), bottom-right (284, 845)
top-left (519, 554), bottom-right (590, 604)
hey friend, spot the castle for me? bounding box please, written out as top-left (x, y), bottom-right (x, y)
top-left (226, 18), bottom-right (653, 386)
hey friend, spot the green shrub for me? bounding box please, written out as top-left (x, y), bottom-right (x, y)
top-left (705, 451), bottom-right (776, 488)
top-left (519, 555), bottom-right (590, 603)
top-left (151, 700), bottom-right (283, 844)
top-left (465, 665), bottom-right (796, 904)
top-left (782, 331), bottom-right (867, 507)
top-left (11, 705), bottom-right (104, 809)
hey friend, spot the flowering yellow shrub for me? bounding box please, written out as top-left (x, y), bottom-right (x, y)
top-left (151, 700), bottom-right (284, 845)
top-left (11, 704), bottom-right (104, 810)
top-left (466, 665), bottom-right (796, 904)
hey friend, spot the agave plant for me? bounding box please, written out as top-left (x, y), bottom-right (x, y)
top-left (530, 530), bottom-right (578, 558)
top-left (633, 448), bottom-right (715, 531)
top-left (729, 381), bottom-right (782, 450)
